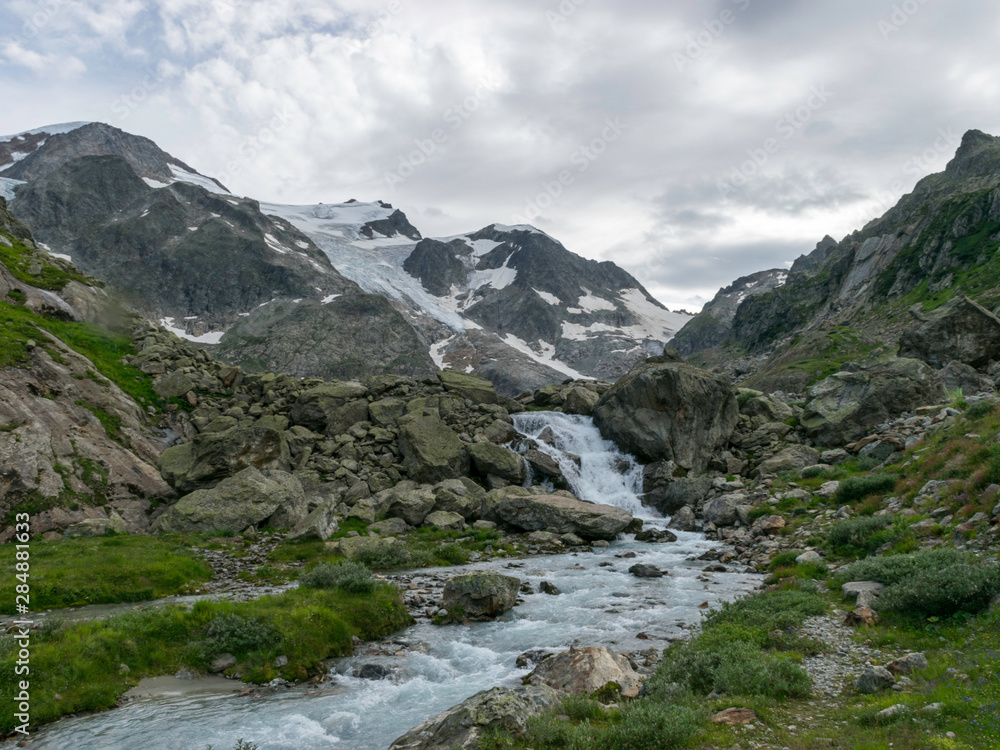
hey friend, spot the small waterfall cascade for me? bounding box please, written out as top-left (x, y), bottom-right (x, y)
top-left (511, 411), bottom-right (657, 520)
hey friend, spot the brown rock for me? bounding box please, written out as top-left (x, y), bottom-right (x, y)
top-left (844, 607), bottom-right (879, 627)
top-left (711, 707), bottom-right (758, 725)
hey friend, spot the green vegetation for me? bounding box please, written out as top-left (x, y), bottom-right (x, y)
top-left (0, 232), bottom-right (96, 291)
top-left (0, 585), bottom-right (410, 733)
top-left (835, 473), bottom-right (898, 503)
top-left (0, 536), bottom-right (212, 613)
top-left (74, 400), bottom-right (124, 443)
top-left (300, 561), bottom-right (377, 594)
top-left (827, 515), bottom-right (903, 556)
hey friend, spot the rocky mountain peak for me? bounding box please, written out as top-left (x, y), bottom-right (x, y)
top-left (942, 128), bottom-right (1000, 183)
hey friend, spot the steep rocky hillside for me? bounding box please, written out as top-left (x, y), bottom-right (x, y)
top-left (677, 129), bottom-right (1000, 394)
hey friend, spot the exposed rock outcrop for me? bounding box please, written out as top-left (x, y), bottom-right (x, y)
top-left (483, 489), bottom-right (633, 540)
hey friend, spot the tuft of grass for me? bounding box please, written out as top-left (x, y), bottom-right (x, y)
top-left (300, 561), bottom-right (376, 594)
top-left (835, 473), bottom-right (898, 503)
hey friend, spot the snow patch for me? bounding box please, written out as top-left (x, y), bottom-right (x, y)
top-left (534, 288), bottom-right (560, 305)
top-left (0, 177), bottom-right (24, 201)
top-left (160, 317), bottom-right (226, 344)
top-left (143, 178), bottom-right (169, 189)
top-left (168, 164), bottom-right (231, 195)
top-left (47, 251), bottom-right (73, 262)
top-left (617, 288), bottom-right (692, 341)
top-left (263, 233), bottom-right (288, 255)
top-left (466, 238), bottom-right (503, 257)
top-left (321, 294), bottom-right (342, 304)
top-left (501, 334), bottom-right (590, 380)
top-left (575, 288), bottom-right (617, 312)
top-left (0, 122), bottom-right (91, 142)
top-left (429, 336), bottom-right (456, 369)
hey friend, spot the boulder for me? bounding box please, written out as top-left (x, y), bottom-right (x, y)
top-left (754, 445), bottom-right (820, 477)
top-left (432, 479), bottom-right (485, 520)
top-left (628, 563), bottom-right (665, 578)
top-left (423, 510), bottom-right (466, 530)
top-left (527, 646), bottom-right (643, 698)
top-left (386, 485), bottom-right (437, 526)
top-left (468, 442), bottom-right (526, 484)
top-left (634, 528), bottom-right (678, 543)
top-left (886, 652), bottom-right (928, 676)
top-left (856, 665), bottom-right (895, 694)
top-left (397, 412), bottom-right (470, 483)
top-left (702, 493), bottom-right (744, 527)
top-left (64, 512), bottom-right (128, 537)
top-left (644, 476), bottom-right (714, 514)
top-left (711, 707), bottom-right (759, 725)
top-left (442, 572), bottom-right (520, 621)
top-left (801, 359), bottom-right (946, 447)
top-left (939, 360), bottom-right (995, 396)
top-left (289, 382), bottom-right (370, 436)
top-left (159, 422), bottom-right (291, 493)
top-left (667, 506), bottom-right (698, 531)
top-left (287, 499), bottom-right (340, 541)
top-left (740, 394), bottom-right (794, 422)
top-left (592, 359), bottom-right (739, 472)
top-left (388, 685), bottom-right (559, 750)
top-left (898, 295), bottom-right (1000, 370)
top-left (523, 449), bottom-right (563, 480)
top-left (369, 517), bottom-right (411, 535)
top-left (562, 386), bottom-right (600, 416)
top-left (484, 491), bottom-right (632, 540)
top-left (438, 369), bottom-right (499, 405)
top-left (751, 514), bottom-right (786, 536)
top-left (844, 607), bottom-right (879, 628)
top-left (152, 370), bottom-right (196, 399)
top-left (336, 535), bottom-right (399, 560)
top-left (151, 467), bottom-right (304, 534)
top-left (368, 398), bottom-right (408, 427)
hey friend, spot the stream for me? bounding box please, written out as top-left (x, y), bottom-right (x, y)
top-left (27, 413), bottom-right (760, 750)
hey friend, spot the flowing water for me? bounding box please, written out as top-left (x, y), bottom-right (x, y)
top-left (29, 414), bottom-right (759, 750)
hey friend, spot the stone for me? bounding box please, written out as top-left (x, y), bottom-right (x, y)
top-left (645, 476), bottom-right (715, 514)
top-left (857, 665), bottom-right (896, 694)
top-left (483, 491), bottom-right (633, 540)
top-left (878, 704), bottom-right (907, 719)
top-left (796, 551), bottom-right (823, 564)
top-left (368, 398), bottom-right (408, 427)
top-left (940, 360), bottom-right (995, 396)
top-left (667, 506), bottom-right (698, 531)
top-left (634, 528), bottom-right (678, 543)
top-left (423, 510), bottom-right (466, 530)
top-left (289, 382), bottom-right (370, 436)
top-left (388, 685), bottom-right (559, 750)
top-left (64, 513), bottom-right (128, 537)
top-left (438, 369), bottom-right (499, 405)
top-left (159, 422), bottom-right (291, 493)
top-left (820, 448), bottom-right (850, 465)
top-left (711, 707), bottom-right (759, 725)
top-left (433, 480), bottom-right (485, 520)
top-left (844, 607), bottom-right (879, 628)
top-left (386, 486), bottom-right (437, 526)
top-left (628, 563), bottom-right (665, 578)
top-left (898, 295), bottom-right (1000, 370)
top-left (740, 394), bottom-right (794, 422)
top-left (562, 386), bottom-right (601, 416)
top-left (801, 358), bottom-right (946, 447)
top-left (336, 535), bottom-right (399, 560)
top-left (528, 646), bottom-right (643, 698)
top-left (468, 442), bottom-right (526, 484)
top-left (209, 654), bottom-right (237, 673)
top-left (539, 581), bottom-right (561, 595)
top-left (886, 652), bottom-right (928, 676)
top-left (592, 359), bottom-right (739, 472)
top-left (702, 493), bottom-right (745, 527)
top-left (397, 412), bottom-right (470, 483)
top-left (842, 581), bottom-right (885, 602)
top-left (754, 445), bottom-right (821, 477)
top-left (152, 467), bottom-right (305, 534)
top-left (152, 370), bottom-right (197, 399)
top-left (523, 449), bottom-right (562, 480)
top-left (816, 480), bottom-right (841, 497)
top-left (751, 514), bottom-right (785, 536)
top-left (287, 499), bottom-right (340, 541)
top-left (442, 572), bottom-right (521, 621)
top-left (369, 517), bottom-right (411, 535)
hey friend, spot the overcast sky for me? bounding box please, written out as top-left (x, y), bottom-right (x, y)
top-left (2, 0), bottom-right (999, 311)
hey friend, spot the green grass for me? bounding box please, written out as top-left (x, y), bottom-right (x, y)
top-left (0, 536), bottom-right (213, 613)
top-left (0, 232), bottom-right (96, 291)
top-left (835, 473), bottom-right (899, 504)
top-left (0, 585), bottom-right (410, 733)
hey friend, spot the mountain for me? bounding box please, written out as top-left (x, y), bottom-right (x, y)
top-left (676, 129), bottom-right (1000, 393)
top-left (0, 121), bottom-right (688, 394)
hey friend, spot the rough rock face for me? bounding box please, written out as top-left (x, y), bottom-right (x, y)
top-left (397, 412), bottom-right (471, 483)
top-left (754, 446), bottom-right (821, 477)
top-left (388, 685), bottom-right (559, 750)
top-left (801, 358), bottom-right (946, 447)
top-left (150, 467), bottom-right (304, 533)
top-left (592, 355), bottom-right (739, 471)
top-left (483, 490), bottom-right (632, 540)
top-left (288, 382), bottom-right (370, 436)
top-left (158, 422), bottom-right (291, 493)
top-left (527, 646), bottom-right (643, 698)
top-left (442, 572), bottom-right (521, 620)
top-left (468, 442), bottom-right (526, 484)
top-left (898, 295), bottom-right (1000, 370)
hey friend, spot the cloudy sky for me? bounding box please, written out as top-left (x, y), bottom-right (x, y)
top-left (2, 0), bottom-right (999, 311)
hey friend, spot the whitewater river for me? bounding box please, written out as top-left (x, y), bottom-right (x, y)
top-left (28, 413), bottom-right (759, 750)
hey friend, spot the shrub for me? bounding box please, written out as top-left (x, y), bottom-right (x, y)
top-left (354, 543), bottom-right (415, 570)
top-left (965, 399), bottom-right (999, 420)
top-left (801, 465), bottom-right (835, 479)
top-left (877, 562), bottom-right (1000, 618)
top-left (835, 473), bottom-right (898, 503)
top-left (300, 562), bottom-right (375, 594)
top-left (827, 515), bottom-right (900, 555)
top-left (836, 548), bottom-right (971, 586)
top-left (561, 695), bottom-right (607, 722)
top-left (206, 614), bottom-right (280, 656)
top-left (599, 702), bottom-right (701, 750)
top-left (769, 551), bottom-right (800, 570)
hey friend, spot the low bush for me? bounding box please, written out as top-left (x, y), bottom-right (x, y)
top-left (769, 551), bottom-right (800, 570)
top-left (801, 465), bottom-right (836, 479)
top-left (599, 701), bottom-right (701, 750)
top-left (835, 473), bottom-right (898, 503)
top-left (965, 399), bottom-right (999, 420)
top-left (206, 613), bottom-right (280, 657)
top-left (877, 562), bottom-right (1000, 618)
top-left (827, 515), bottom-right (902, 556)
top-left (300, 562), bottom-right (376, 594)
top-left (836, 548), bottom-right (971, 586)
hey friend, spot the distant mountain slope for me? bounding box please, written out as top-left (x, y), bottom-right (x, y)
top-left (679, 129), bottom-right (1000, 393)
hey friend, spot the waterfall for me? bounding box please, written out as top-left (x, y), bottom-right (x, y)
top-left (511, 412), bottom-right (657, 520)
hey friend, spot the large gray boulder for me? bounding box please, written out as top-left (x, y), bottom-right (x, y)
top-left (754, 445), bottom-right (821, 477)
top-left (702, 493), bottom-right (744, 527)
top-left (899, 295), bottom-right (1000, 370)
top-left (801, 358), bottom-right (946, 447)
top-left (397, 412), bottom-right (470, 483)
top-left (442, 572), bottom-right (521, 621)
top-left (288, 382), bottom-right (370, 436)
top-left (438, 369), bottom-right (499, 405)
top-left (468, 442), bottom-right (526, 484)
top-left (527, 646), bottom-right (643, 699)
top-left (151, 467), bottom-right (304, 533)
top-left (593, 357), bottom-right (738, 472)
top-left (483, 490), bottom-right (632, 540)
top-left (644, 475), bottom-right (714, 514)
top-left (388, 685), bottom-right (559, 750)
top-left (158, 422), bottom-right (291, 493)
